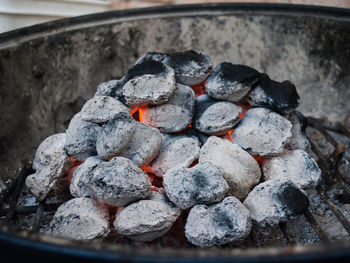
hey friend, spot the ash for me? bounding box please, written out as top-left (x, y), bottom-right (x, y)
top-left (17, 50), bottom-right (350, 249)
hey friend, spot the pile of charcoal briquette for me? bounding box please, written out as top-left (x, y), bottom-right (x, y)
top-left (25, 50), bottom-right (321, 248)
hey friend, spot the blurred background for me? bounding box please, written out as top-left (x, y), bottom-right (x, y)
top-left (1, 0), bottom-right (350, 33)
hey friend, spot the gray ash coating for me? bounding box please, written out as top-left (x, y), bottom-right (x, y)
top-left (114, 192), bottom-right (181, 241)
top-left (247, 73), bottom-right (300, 114)
top-left (111, 60), bottom-right (169, 98)
top-left (243, 178), bottom-right (309, 228)
top-left (276, 184), bottom-right (309, 215)
top-left (139, 83), bottom-right (195, 133)
top-left (135, 51), bottom-right (168, 64)
top-left (70, 156), bottom-right (151, 207)
top-left (64, 113), bottom-right (101, 161)
top-left (185, 196), bottom-right (251, 247)
top-left (96, 112), bottom-right (136, 160)
top-left (164, 50), bottom-right (212, 85)
top-left (194, 94), bottom-right (242, 135)
top-left (95, 80), bottom-right (120, 97)
top-left (285, 111), bottom-right (310, 151)
top-left (49, 197), bottom-right (110, 240)
top-left (205, 62), bottom-right (260, 102)
top-left (80, 96), bottom-right (130, 124)
top-left (163, 162), bottom-right (229, 209)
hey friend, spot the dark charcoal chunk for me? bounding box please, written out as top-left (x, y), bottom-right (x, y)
top-left (277, 184), bottom-right (310, 215)
top-left (247, 73), bottom-right (300, 114)
top-left (205, 63), bottom-right (260, 102)
top-left (164, 50), bottom-right (212, 85)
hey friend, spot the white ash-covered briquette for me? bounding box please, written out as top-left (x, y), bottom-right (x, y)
top-left (163, 50), bottom-right (212, 85)
top-left (96, 112), bottom-right (137, 160)
top-left (135, 51), bottom-right (168, 64)
top-left (49, 197), bottom-right (110, 240)
top-left (139, 83), bottom-right (195, 133)
top-left (243, 178), bottom-right (309, 229)
top-left (163, 162), bottom-right (229, 210)
top-left (25, 133), bottom-right (72, 201)
top-left (145, 133), bottom-right (200, 177)
top-left (231, 107), bottom-right (292, 157)
top-left (64, 113), bottom-right (101, 161)
top-left (194, 94), bottom-right (242, 135)
top-left (120, 60), bottom-right (176, 107)
top-left (70, 156), bottom-right (103, 198)
top-left (70, 156), bottom-right (151, 207)
top-left (119, 122), bottom-right (162, 167)
top-left (205, 62), bottom-right (260, 102)
top-left (185, 196), bottom-right (252, 248)
top-left (285, 111), bottom-right (310, 151)
top-left (263, 150), bottom-right (321, 189)
top-left (199, 136), bottom-right (261, 200)
top-left (247, 73), bottom-right (300, 114)
top-left (80, 96), bottom-right (130, 124)
top-left (95, 79), bottom-right (121, 97)
top-left (114, 191), bottom-right (181, 241)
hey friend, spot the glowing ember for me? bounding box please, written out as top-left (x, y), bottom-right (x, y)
top-left (67, 157), bottom-right (82, 188)
top-left (191, 83), bottom-right (206, 97)
top-left (252, 155), bottom-right (268, 167)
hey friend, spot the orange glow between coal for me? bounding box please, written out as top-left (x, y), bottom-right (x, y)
top-left (252, 155), bottom-right (268, 167)
top-left (67, 157), bottom-right (82, 188)
top-left (190, 83), bottom-right (206, 97)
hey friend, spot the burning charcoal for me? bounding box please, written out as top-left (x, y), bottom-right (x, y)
top-left (205, 63), bottom-right (260, 102)
top-left (25, 133), bottom-right (72, 201)
top-left (247, 73), bottom-right (300, 114)
top-left (185, 196), bottom-right (252, 247)
top-left (145, 133), bottom-right (200, 177)
top-left (71, 157), bottom-right (151, 206)
top-left (263, 150), bottom-right (321, 189)
top-left (80, 96), bottom-right (130, 124)
top-left (114, 191), bottom-right (181, 241)
top-left (243, 178), bottom-right (309, 228)
top-left (120, 60), bottom-right (176, 107)
top-left (49, 197), bottom-right (110, 240)
top-left (139, 83), bottom-right (195, 133)
top-left (285, 111), bottom-right (310, 151)
top-left (64, 113), bottom-right (101, 161)
top-left (231, 107), bottom-right (292, 157)
top-left (70, 156), bottom-right (103, 198)
top-left (194, 94), bottom-right (242, 135)
top-left (96, 112), bottom-right (137, 160)
top-left (164, 50), bottom-right (212, 85)
top-left (199, 136), bottom-right (261, 199)
top-left (163, 162), bottom-right (229, 209)
top-left (95, 79), bottom-right (120, 97)
top-left (135, 51), bottom-right (168, 64)
top-left (120, 122), bottom-right (162, 166)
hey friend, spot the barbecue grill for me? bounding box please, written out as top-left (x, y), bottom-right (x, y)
top-left (0, 3), bottom-right (350, 262)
